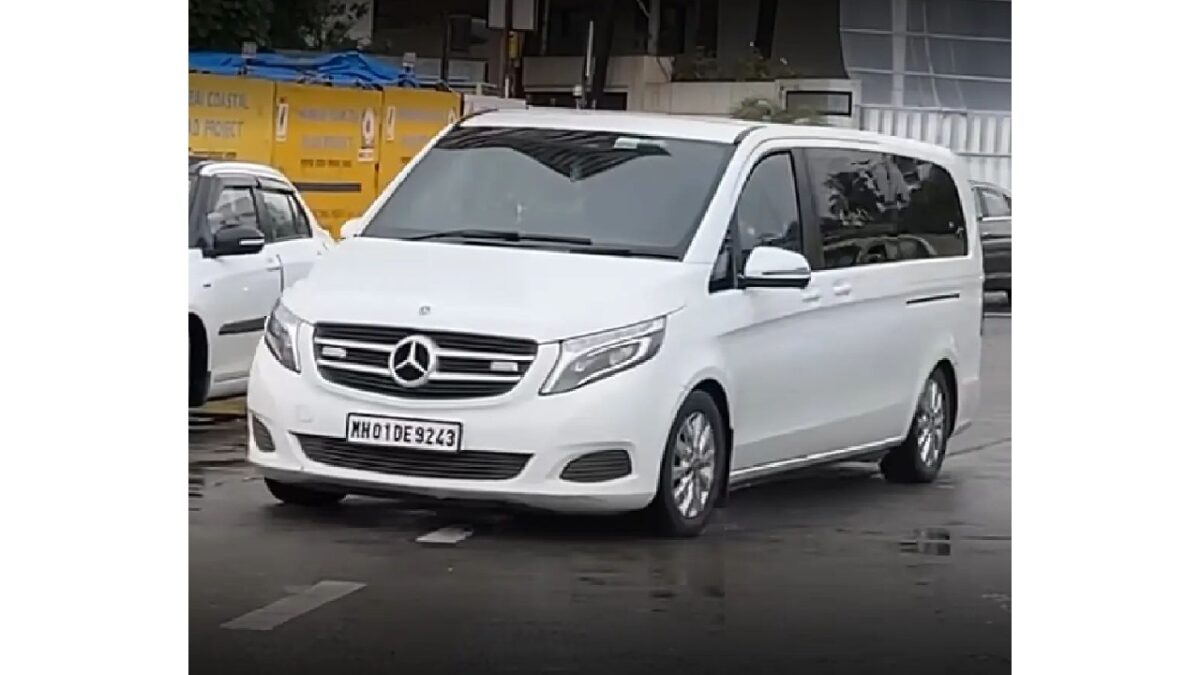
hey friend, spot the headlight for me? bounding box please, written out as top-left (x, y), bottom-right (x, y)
top-left (541, 316), bottom-right (666, 395)
top-left (264, 301), bottom-right (304, 373)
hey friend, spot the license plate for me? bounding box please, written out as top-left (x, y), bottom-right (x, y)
top-left (345, 414), bottom-right (462, 452)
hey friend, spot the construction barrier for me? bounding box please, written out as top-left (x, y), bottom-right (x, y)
top-left (187, 69), bottom-right (491, 237)
top-left (271, 83), bottom-right (384, 238)
top-left (188, 74), bottom-right (276, 163)
top-left (378, 89), bottom-right (461, 192)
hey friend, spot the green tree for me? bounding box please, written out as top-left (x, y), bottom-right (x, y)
top-left (189, 0), bottom-right (368, 52)
top-left (730, 97), bottom-right (828, 126)
top-left (189, 0), bottom-right (272, 51)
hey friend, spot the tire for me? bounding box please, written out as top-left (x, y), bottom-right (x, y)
top-left (646, 390), bottom-right (727, 537)
top-left (265, 478), bottom-right (347, 507)
top-left (881, 369), bottom-right (952, 484)
top-left (188, 329), bottom-right (209, 409)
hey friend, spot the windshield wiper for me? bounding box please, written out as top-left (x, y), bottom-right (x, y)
top-left (406, 229), bottom-right (674, 259)
top-left (407, 229), bottom-right (594, 246)
top-left (566, 245), bottom-right (677, 259)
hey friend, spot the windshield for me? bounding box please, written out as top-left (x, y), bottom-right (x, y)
top-left (364, 126), bottom-right (732, 259)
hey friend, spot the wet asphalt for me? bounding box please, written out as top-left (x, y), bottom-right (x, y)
top-left (189, 304), bottom-right (1011, 675)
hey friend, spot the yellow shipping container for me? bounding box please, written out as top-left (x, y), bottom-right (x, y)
top-left (271, 82), bottom-right (383, 237)
top-left (378, 89), bottom-right (461, 192)
top-left (188, 74), bottom-right (276, 163)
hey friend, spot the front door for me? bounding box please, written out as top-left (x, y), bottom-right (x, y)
top-left (256, 184), bottom-right (325, 290)
top-left (202, 179), bottom-right (282, 386)
top-left (706, 147), bottom-right (851, 470)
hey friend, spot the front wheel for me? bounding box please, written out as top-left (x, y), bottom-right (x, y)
top-left (881, 369), bottom-right (952, 484)
top-left (265, 478), bottom-right (347, 507)
top-left (646, 391), bottom-right (727, 537)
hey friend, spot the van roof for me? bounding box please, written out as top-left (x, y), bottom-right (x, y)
top-left (462, 108), bottom-right (960, 165)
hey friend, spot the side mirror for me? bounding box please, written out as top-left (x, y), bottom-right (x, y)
top-left (339, 217), bottom-right (366, 239)
top-left (741, 246), bottom-right (812, 289)
top-left (207, 224), bottom-right (266, 257)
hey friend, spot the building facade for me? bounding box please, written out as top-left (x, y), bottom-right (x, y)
top-left (364, 0), bottom-right (1010, 185)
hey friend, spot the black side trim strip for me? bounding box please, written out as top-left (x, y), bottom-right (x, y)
top-left (218, 316), bottom-right (267, 335)
top-left (292, 182), bottom-right (362, 193)
top-left (906, 293), bottom-right (961, 306)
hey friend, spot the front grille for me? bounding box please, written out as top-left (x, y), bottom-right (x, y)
top-left (251, 416), bottom-right (275, 453)
top-left (560, 449), bottom-right (633, 483)
top-left (297, 435), bottom-right (530, 480)
top-left (312, 322), bottom-right (538, 400)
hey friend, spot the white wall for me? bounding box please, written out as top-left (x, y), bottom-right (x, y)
top-left (860, 105), bottom-right (1011, 189)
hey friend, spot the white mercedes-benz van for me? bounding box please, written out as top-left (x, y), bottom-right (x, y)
top-left (247, 109), bottom-right (982, 536)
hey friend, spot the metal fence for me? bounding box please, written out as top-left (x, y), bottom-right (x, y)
top-left (859, 106), bottom-right (1011, 190)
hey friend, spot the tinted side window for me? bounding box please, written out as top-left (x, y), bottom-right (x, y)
top-left (710, 153), bottom-right (801, 292)
top-left (289, 194), bottom-right (313, 236)
top-left (806, 149), bottom-right (893, 268)
top-left (259, 190), bottom-right (309, 242)
top-left (890, 154), bottom-right (968, 258)
top-left (978, 187), bottom-right (1011, 219)
top-left (806, 149), bottom-right (967, 268)
top-left (734, 153), bottom-right (801, 259)
top-left (208, 186), bottom-right (258, 233)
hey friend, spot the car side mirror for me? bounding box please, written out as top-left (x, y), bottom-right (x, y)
top-left (339, 217), bottom-right (366, 239)
top-left (741, 246), bottom-right (812, 289)
top-left (207, 224), bottom-right (266, 257)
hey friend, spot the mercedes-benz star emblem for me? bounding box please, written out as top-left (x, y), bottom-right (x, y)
top-left (388, 335), bottom-right (438, 388)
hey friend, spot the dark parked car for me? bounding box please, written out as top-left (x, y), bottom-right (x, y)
top-left (972, 181), bottom-right (1011, 304)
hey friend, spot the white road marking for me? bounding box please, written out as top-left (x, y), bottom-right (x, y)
top-left (221, 580), bottom-right (365, 631)
top-left (415, 525), bottom-right (473, 545)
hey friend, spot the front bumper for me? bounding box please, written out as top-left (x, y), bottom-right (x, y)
top-left (246, 331), bottom-right (685, 513)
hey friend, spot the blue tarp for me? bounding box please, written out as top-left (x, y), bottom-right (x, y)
top-left (188, 51), bottom-right (421, 88)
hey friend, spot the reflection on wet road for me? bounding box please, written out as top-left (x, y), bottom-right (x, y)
top-left (189, 317), bottom-right (1011, 674)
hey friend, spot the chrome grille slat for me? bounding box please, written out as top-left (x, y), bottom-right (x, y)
top-left (434, 348), bottom-right (536, 363)
top-left (316, 359), bottom-right (391, 375)
top-left (429, 372), bottom-right (521, 383)
top-left (314, 337), bottom-right (394, 352)
top-left (312, 322), bottom-right (538, 400)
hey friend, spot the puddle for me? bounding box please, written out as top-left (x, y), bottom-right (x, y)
top-left (982, 592), bottom-right (1011, 612)
top-left (900, 528), bottom-right (952, 556)
top-left (189, 471), bottom-right (205, 511)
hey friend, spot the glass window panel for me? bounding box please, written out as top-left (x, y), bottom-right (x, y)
top-left (840, 0), bottom-right (892, 30)
top-left (907, 37), bottom-right (932, 73)
top-left (923, 0), bottom-right (1011, 39)
top-left (933, 78), bottom-right (966, 109)
top-left (954, 79), bottom-right (1011, 111)
top-left (850, 71), bottom-right (894, 105)
top-left (903, 75), bottom-right (938, 107)
top-left (925, 37), bottom-right (1010, 79)
top-left (908, 0), bottom-right (927, 32)
top-left (842, 32), bottom-right (894, 70)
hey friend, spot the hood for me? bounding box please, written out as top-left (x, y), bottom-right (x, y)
top-left (283, 237), bottom-right (698, 342)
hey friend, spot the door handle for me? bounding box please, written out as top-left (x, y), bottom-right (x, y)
top-left (832, 282), bottom-right (852, 297)
top-left (266, 263), bottom-right (282, 272)
top-left (801, 291), bottom-right (822, 304)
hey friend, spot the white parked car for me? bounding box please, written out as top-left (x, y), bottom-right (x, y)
top-left (189, 159), bottom-right (333, 407)
top-left (247, 110), bottom-right (983, 536)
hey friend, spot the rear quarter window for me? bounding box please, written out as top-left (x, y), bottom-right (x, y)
top-left (805, 148), bottom-right (968, 268)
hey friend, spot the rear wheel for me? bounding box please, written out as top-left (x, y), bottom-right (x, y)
top-left (881, 369), bottom-right (951, 484)
top-left (188, 318), bottom-right (209, 408)
top-left (265, 478), bottom-right (347, 507)
top-left (646, 391), bottom-right (727, 537)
